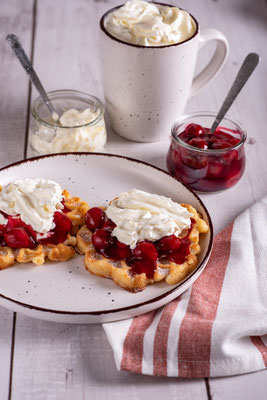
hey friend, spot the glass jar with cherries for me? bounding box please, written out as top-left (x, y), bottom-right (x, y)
top-left (166, 112), bottom-right (247, 192)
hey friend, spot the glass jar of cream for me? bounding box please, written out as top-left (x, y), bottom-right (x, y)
top-left (30, 90), bottom-right (107, 155)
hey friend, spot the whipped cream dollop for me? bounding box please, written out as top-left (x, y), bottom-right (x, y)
top-left (0, 179), bottom-right (64, 234)
top-left (31, 108), bottom-right (106, 155)
top-left (106, 189), bottom-right (193, 248)
top-left (104, 0), bottom-right (196, 46)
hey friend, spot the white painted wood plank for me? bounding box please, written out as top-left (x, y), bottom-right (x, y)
top-left (0, 0), bottom-right (34, 167)
top-left (0, 1), bottom-right (34, 399)
top-left (209, 370), bottom-right (267, 400)
top-left (0, 309), bottom-right (14, 400)
top-left (11, 319), bottom-right (208, 400)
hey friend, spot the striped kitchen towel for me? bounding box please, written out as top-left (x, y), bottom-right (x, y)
top-left (103, 196), bottom-right (267, 378)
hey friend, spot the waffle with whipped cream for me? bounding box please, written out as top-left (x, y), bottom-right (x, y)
top-left (77, 189), bottom-right (209, 292)
top-left (0, 180), bottom-right (89, 270)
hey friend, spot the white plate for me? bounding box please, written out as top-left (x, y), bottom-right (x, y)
top-left (0, 153), bottom-right (213, 323)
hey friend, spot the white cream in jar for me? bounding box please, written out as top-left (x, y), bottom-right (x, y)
top-left (106, 189), bottom-right (193, 248)
top-left (31, 107), bottom-right (106, 154)
top-left (104, 0), bottom-right (196, 47)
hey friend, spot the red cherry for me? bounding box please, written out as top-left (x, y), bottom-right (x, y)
top-left (0, 225), bottom-right (6, 246)
top-left (207, 161), bottom-right (224, 177)
top-left (116, 245), bottom-right (132, 259)
top-left (229, 138), bottom-right (240, 146)
top-left (169, 239), bottom-right (190, 264)
top-left (39, 212), bottom-right (72, 245)
top-left (38, 232), bottom-right (54, 245)
top-left (222, 150), bottom-right (238, 165)
top-left (24, 225), bottom-right (37, 241)
top-left (178, 131), bottom-right (192, 144)
top-left (132, 241), bottom-right (158, 261)
top-left (130, 258), bottom-right (156, 279)
top-left (117, 240), bottom-right (128, 248)
top-left (213, 130), bottom-right (233, 141)
top-left (61, 199), bottom-right (71, 214)
top-left (185, 123), bottom-right (204, 137)
top-left (102, 218), bottom-right (116, 232)
top-left (6, 216), bottom-right (25, 230)
top-left (85, 207), bottom-right (105, 231)
top-left (156, 234), bottom-right (181, 254)
top-left (92, 229), bottom-right (113, 251)
top-left (4, 228), bottom-right (34, 249)
top-left (225, 169), bottom-right (242, 188)
top-left (5, 216), bottom-right (37, 242)
top-left (210, 139), bottom-right (231, 150)
top-left (101, 243), bottom-right (131, 260)
top-left (53, 211), bottom-right (72, 233)
top-left (188, 138), bottom-right (208, 149)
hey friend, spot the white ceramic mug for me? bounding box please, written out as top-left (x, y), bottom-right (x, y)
top-left (100, 4), bottom-right (229, 142)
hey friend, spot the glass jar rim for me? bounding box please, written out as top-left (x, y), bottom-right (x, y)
top-left (171, 111), bottom-right (247, 154)
top-left (31, 89), bottom-right (105, 129)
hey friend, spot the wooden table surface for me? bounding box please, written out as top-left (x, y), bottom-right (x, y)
top-left (1, 0), bottom-right (267, 399)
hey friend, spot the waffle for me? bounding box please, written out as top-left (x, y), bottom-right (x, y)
top-left (77, 204), bottom-right (209, 292)
top-left (0, 190), bottom-right (89, 270)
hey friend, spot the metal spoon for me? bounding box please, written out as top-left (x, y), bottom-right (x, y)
top-left (6, 34), bottom-right (59, 122)
top-left (210, 53), bottom-right (260, 134)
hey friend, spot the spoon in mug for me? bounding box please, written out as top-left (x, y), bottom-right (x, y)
top-left (210, 53), bottom-right (260, 134)
top-left (6, 34), bottom-right (60, 123)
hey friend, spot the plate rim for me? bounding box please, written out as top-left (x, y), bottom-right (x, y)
top-left (0, 152), bottom-right (214, 315)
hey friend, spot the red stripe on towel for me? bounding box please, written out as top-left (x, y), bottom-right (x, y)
top-left (121, 310), bottom-right (157, 373)
top-left (178, 222), bottom-right (234, 378)
top-left (153, 297), bottom-right (181, 376)
top-left (250, 336), bottom-right (267, 367)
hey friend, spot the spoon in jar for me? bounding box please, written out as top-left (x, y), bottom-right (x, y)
top-left (6, 34), bottom-right (60, 123)
top-left (210, 53), bottom-right (260, 134)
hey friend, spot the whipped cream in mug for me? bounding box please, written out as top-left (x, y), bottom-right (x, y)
top-left (104, 0), bottom-right (196, 46)
top-left (106, 189), bottom-right (193, 248)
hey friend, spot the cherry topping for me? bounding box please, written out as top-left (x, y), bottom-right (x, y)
top-left (169, 238), bottom-right (190, 264)
top-left (92, 229), bottom-right (115, 251)
top-left (210, 139), bottom-right (231, 150)
top-left (0, 225), bottom-right (6, 246)
top-left (39, 212), bottom-right (72, 245)
top-left (185, 123), bottom-right (204, 137)
top-left (156, 234), bottom-right (181, 254)
top-left (132, 241), bottom-right (158, 261)
top-left (0, 210), bottom-right (72, 248)
top-left (188, 138), bottom-right (208, 149)
top-left (85, 208), bottom-right (105, 231)
top-left (102, 218), bottom-right (116, 232)
top-left (130, 258), bottom-right (156, 279)
top-left (229, 138), bottom-right (240, 146)
top-left (4, 228), bottom-right (34, 249)
top-left (53, 211), bottom-right (72, 233)
top-left (167, 121), bottom-right (245, 192)
top-left (61, 199), bottom-right (71, 214)
top-left (101, 243), bottom-right (131, 261)
top-left (5, 216), bottom-right (25, 230)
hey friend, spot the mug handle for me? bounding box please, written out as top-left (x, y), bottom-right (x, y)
top-left (191, 28), bottom-right (229, 96)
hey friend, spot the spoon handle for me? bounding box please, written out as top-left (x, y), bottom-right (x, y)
top-left (210, 53), bottom-right (260, 134)
top-left (6, 34), bottom-right (58, 120)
